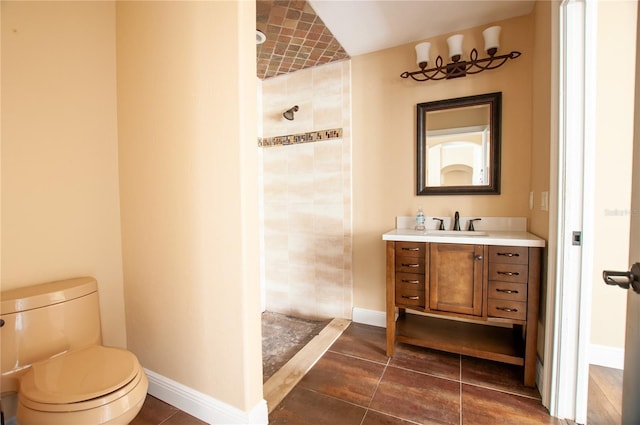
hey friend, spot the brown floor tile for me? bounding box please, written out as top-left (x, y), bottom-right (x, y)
top-left (161, 410), bottom-right (208, 425)
top-left (130, 395), bottom-right (178, 425)
top-left (390, 343), bottom-right (461, 381)
top-left (362, 409), bottom-right (423, 424)
top-left (461, 384), bottom-right (560, 425)
top-left (269, 386), bottom-right (366, 425)
top-left (329, 322), bottom-right (389, 363)
top-left (299, 350), bottom-right (386, 406)
top-left (461, 356), bottom-right (541, 399)
top-left (370, 366), bottom-right (460, 425)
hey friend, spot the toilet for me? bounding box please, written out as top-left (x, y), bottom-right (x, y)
top-left (1, 277), bottom-right (148, 425)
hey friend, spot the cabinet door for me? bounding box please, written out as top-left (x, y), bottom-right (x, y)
top-left (429, 243), bottom-right (483, 316)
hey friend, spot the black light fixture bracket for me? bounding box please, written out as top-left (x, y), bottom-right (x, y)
top-left (401, 48), bottom-right (521, 82)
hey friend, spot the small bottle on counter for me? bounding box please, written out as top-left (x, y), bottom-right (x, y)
top-left (415, 207), bottom-right (426, 231)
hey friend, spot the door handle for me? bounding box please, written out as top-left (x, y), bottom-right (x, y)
top-left (603, 263), bottom-right (640, 294)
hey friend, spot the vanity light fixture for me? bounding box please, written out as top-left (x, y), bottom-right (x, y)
top-left (400, 26), bottom-right (521, 82)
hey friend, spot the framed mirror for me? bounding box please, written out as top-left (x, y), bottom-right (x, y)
top-left (417, 92), bottom-right (501, 195)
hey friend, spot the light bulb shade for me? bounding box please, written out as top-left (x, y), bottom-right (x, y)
top-left (415, 42), bottom-right (431, 69)
top-left (482, 26), bottom-right (501, 55)
top-left (447, 34), bottom-right (464, 60)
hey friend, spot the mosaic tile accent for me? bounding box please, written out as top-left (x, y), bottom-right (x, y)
top-left (259, 128), bottom-right (342, 147)
top-left (256, 0), bottom-right (350, 80)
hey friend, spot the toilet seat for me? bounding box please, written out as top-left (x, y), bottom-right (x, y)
top-left (19, 345), bottom-right (142, 412)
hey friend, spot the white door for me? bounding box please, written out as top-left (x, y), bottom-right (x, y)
top-left (602, 9), bottom-right (640, 422)
top-left (621, 26), bottom-right (640, 419)
top-left (622, 267), bottom-right (640, 423)
top-left (604, 129), bottom-right (640, 424)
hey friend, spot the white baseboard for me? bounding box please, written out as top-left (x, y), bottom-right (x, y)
top-left (144, 368), bottom-right (268, 424)
top-left (589, 344), bottom-right (624, 370)
top-left (536, 357), bottom-right (544, 396)
top-left (352, 307), bottom-right (386, 327)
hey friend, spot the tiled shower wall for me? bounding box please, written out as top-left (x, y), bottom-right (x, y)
top-left (259, 60), bottom-right (352, 319)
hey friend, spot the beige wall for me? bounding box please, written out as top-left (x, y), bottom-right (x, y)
top-left (1, 1), bottom-right (127, 348)
top-left (590, 0), bottom-right (637, 350)
top-left (260, 61), bottom-right (352, 319)
top-left (116, 1), bottom-right (262, 410)
top-left (530, 1), bottom-right (552, 241)
top-left (117, 2), bottom-right (262, 410)
top-left (352, 14), bottom-right (534, 313)
top-left (531, 0), bottom-right (554, 360)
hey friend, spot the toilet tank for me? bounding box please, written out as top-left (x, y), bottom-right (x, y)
top-left (1, 277), bottom-right (102, 392)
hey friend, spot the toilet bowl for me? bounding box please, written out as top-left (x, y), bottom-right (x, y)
top-left (1, 277), bottom-right (148, 425)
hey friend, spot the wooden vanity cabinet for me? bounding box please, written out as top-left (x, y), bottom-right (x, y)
top-left (429, 243), bottom-right (485, 317)
top-left (386, 241), bottom-right (541, 387)
top-left (394, 241), bottom-right (427, 308)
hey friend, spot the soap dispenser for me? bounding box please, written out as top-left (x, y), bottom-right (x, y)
top-left (415, 207), bottom-right (426, 231)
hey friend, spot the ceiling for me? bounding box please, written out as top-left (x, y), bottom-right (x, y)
top-left (256, 0), bottom-right (535, 80)
top-left (256, 0), bottom-right (349, 79)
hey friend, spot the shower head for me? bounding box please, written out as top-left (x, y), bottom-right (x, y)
top-left (283, 106), bottom-right (299, 121)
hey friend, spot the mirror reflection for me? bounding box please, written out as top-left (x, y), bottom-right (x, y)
top-left (417, 92), bottom-right (501, 195)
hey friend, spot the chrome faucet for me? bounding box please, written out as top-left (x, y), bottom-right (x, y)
top-left (453, 211), bottom-right (461, 231)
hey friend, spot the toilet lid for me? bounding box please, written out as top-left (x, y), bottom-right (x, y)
top-left (20, 345), bottom-right (140, 404)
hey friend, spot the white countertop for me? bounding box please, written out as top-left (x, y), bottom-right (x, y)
top-left (382, 228), bottom-right (545, 247)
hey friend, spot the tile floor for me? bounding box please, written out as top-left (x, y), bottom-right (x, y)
top-left (269, 322), bottom-right (561, 425)
top-left (131, 322), bottom-right (564, 425)
top-left (130, 395), bottom-right (206, 425)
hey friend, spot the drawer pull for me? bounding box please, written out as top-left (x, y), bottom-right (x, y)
top-left (496, 306), bottom-right (518, 312)
top-left (497, 271), bottom-right (520, 276)
top-left (401, 295), bottom-right (420, 300)
top-left (496, 288), bottom-right (519, 294)
top-left (402, 263), bottom-right (420, 268)
top-left (402, 279), bottom-right (420, 284)
top-left (401, 247), bottom-right (420, 251)
top-left (497, 252), bottom-right (520, 257)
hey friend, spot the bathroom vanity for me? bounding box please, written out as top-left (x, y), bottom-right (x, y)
top-left (383, 217), bottom-right (545, 387)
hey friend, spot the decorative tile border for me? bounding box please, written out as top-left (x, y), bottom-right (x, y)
top-left (258, 128), bottom-right (342, 147)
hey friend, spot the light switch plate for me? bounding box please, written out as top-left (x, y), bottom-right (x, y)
top-left (541, 191), bottom-right (549, 211)
top-left (529, 192), bottom-right (534, 210)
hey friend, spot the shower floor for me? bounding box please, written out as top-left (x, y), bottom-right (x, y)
top-left (262, 312), bottom-right (331, 382)
top-left (262, 311), bottom-right (349, 412)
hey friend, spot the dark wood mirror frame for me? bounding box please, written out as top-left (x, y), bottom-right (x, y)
top-left (417, 92), bottom-right (501, 195)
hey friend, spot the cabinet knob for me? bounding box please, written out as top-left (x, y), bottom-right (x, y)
top-left (474, 255), bottom-right (483, 261)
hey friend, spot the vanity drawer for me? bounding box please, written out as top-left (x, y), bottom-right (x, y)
top-left (488, 246), bottom-right (529, 265)
top-left (488, 299), bottom-right (527, 321)
top-left (488, 263), bottom-right (528, 283)
top-left (396, 257), bottom-right (425, 274)
top-left (395, 283), bottom-right (425, 307)
top-left (395, 242), bottom-right (426, 258)
top-left (488, 282), bottom-right (527, 302)
top-left (396, 272), bottom-right (425, 288)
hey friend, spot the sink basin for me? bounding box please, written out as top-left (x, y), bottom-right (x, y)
top-left (425, 230), bottom-right (488, 236)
